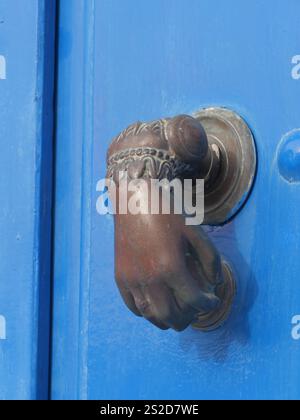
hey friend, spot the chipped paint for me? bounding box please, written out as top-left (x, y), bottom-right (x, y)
top-left (0, 55), bottom-right (6, 79)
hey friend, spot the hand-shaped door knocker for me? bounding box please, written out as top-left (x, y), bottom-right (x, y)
top-left (106, 108), bottom-right (256, 331)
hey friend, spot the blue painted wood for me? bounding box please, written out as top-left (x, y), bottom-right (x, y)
top-left (51, 0), bottom-right (95, 400)
top-left (0, 0), bottom-right (56, 400)
top-left (52, 0), bottom-right (300, 400)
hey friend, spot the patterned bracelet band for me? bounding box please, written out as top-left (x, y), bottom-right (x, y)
top-left (106, 147), bottom-right (194, 183)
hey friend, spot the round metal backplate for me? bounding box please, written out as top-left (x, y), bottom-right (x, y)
top-left (192, 261), bottom-right (236, 332)
top-left (194, 107), bottom-right (257, 225)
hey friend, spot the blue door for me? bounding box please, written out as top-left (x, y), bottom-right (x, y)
top-left (0, 0), bottom-right (55, 399)
top-left (50, 0), bottom-right (300, 400)
top-left (2, 0), bottom-right (300, 401)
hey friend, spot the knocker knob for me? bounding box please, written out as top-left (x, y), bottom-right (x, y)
top-left (165, 115), bottom-right (216, 183)
top-left (165, 115), bottom-right (209, 163)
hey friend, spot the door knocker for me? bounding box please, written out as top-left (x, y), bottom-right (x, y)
top-left (106, 108), bottom-right (256, 331)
